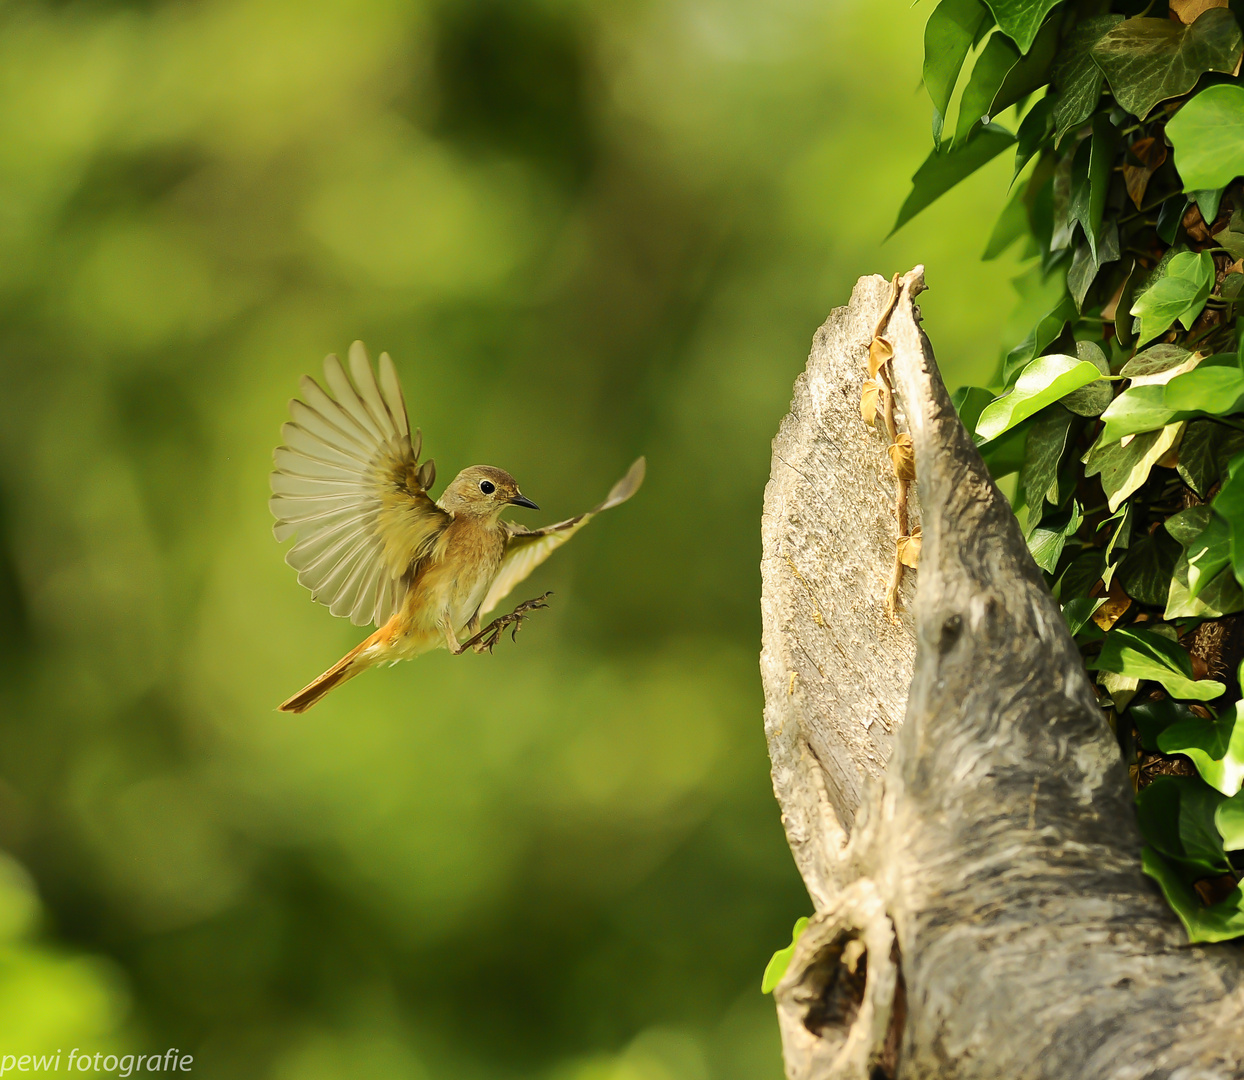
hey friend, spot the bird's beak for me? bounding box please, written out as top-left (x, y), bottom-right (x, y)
top-left (509, 494), bottom-right (539, 510)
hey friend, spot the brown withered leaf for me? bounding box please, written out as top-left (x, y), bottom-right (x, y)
top-left (868, 336), bottom-right (893, 378)
top-left (860, 379), bottom-right (882, 426)
top-left (888, 432), bottom-right (915, 481)
top-left (897, 526), bottom-right (922, 568)
top-left (1092, 578), bottom-right (1132, 631)
top-left (1195, 873), bottom-right (1239, 906)
top-left (1183, 204), bottom-right (1212, 243)
top-left (1123, 137), bottom-right (1167, 210)
top-left (1170, 0), bottom-right (1228, 24)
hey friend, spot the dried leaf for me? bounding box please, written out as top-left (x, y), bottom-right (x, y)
top-left (897, 527), bottom-right (923, 568)
top-left (1123, 136), bottom-right (1167, 209)
top-left (1169, 0), bottom-right (1228, 25)
top-left (860, 379), bottom-right (882, 425)
top-left (1183, 203), bottom-right (1212, 243)
top-left (888, 433), bottom-right (916, 481)
top-left (1092, 578), bottom-right (1132, 631)
top-left (868, 336), bottom-right (894, 378)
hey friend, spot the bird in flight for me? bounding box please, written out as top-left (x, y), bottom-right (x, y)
top-left (270, 341), bottom-right (645, 713)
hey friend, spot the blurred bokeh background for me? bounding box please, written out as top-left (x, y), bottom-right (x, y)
top-left (0, 0), bottom-right (1044, 1077)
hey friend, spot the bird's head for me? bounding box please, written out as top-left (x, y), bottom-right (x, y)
top-left (439, 465), bottom-right (539, 519)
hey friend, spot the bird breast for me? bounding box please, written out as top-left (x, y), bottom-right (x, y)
top-left (404, 517), bottom-right (508, 636)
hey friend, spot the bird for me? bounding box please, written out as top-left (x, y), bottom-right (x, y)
top-left (269, 341), bottom-right (645, 713)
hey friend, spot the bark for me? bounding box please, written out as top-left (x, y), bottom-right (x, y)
top-left (760, 267), bottom-right (1244, 1080)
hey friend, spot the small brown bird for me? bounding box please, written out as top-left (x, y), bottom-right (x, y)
top-left (270, 341), bottom-right (644, 713)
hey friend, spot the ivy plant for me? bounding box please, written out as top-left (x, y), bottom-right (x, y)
top-left (903, 0), bottom-right (1244, 941)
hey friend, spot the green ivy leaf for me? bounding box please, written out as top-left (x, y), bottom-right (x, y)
top-left (1164, 363), bottom-right (1244, 415)
top-left (1118, 529), bottom-right (1180, 606)
top-left (1003, 296), bottom-right (1076, 380)
top-left (982, 0), bottom-right (1065, 54)
top-left (1164, 548), bottom-right (1244, 619)
top-left (1187, 514), bottom-right (1234, 598)
top-left (1129, 250), bottom-right (1215, 347)
top-left (1131, 697), bottom-right (1204, 751)
top-left (956, 32), bottom-right (1024, 144)
top-left (1137, 775), bottom-right (1230, 875)
top-left (1159, 701), bottom-right (1244, 797)
top-left (1049, 15), bottom-right (1123, 145)
top-left (1062, 595), bottom-right (1105, 634)
top-left (1192, 187), bottom-right (1224, 226)
top-left (1167, 83), bottom-right (1244, 193)
top-left (1212, 453), bottom-right (1244, 587)
top-left (1086, 625), bottom-right (1226, 701)
top-left (952, 385), bottom-right (996, 437)
top-left (1066, 115), bottom-right (1119, 265)
top-left (1013, 94), bottom-right (1055, 179)
top-left (1057, 547), bottom-right (1102, 595)
top-left (1091, 11), bottom-right (1244, 120)
top-left (1060, 340), bottom-right (1113, 415)
top-left (1082, 423), bottom-right (1184, 513)
top-left (979, 417), bottom-right (1033, 477)
top-left (1177, 420), bottom-right (1244, 497)
top-left (1142, 846), bottom-right (1244, 943)
top-left (991, 15), bottom-right (1061, 117)
top-left (1119, 343), bottom-right (1193, 379)
top-left (1166, 505), bottom-right (1214, 547)
top-left (1102, 501), bottom-right (1133, 565)
top-left (891, 124), bottom-right (1016, 235)
top-left (1063, 558), bottom-right (1110, 629)
top-left (1020, 407), bottom-right (1074, 531)
top-left (1098, 384), bottom-right (1182, 444)
top-left (1215, 790), bottom-right (1244, 851)
top-left (1028, 499), bottom-right (1082, 572)
top-left (925, 0), bottom-right (994, 139)
top-left (1212, 209), bottom-right (1244, 261)
top-left (976, 354), bottom-right (1104, 440)
top-left (762, 917), bottom-right (809, 994)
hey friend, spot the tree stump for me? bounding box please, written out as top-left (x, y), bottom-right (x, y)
top-left (759, 267), bottom-right (1244, 1080)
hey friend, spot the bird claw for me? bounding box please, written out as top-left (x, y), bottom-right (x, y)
top-left (465, 592), bottom-right (553, 654)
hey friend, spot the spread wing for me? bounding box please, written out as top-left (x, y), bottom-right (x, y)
top-left (270, 341), bottom-right (449, 627)
top-left (479, 457), bottom-right (646, 618)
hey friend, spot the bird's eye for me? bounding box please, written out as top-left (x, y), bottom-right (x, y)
top-left (479, 480), bottom-right (496, 495)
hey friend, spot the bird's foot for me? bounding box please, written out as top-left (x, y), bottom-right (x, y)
top-left (462, 592), bottom-right (553, 654)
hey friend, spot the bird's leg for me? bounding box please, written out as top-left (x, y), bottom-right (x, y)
top-left (456, 592), bottom-right (553, 654)
top-left (442, 617), bottom-right (470, 656)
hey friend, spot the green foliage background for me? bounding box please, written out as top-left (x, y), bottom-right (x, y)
top-left (0, 0), bottom-right (1030, 1077)
top-left (913, 0), bottom-right (1244, 944)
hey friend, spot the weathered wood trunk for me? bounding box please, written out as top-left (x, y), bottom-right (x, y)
top-left (760, 268), bottom-right (1244, 1080)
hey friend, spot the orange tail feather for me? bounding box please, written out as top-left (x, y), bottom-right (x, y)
top-left (278, 628), bottom-right (385, 713)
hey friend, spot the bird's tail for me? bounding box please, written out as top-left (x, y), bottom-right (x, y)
top-left (278, 628), bottom-right (385, 713)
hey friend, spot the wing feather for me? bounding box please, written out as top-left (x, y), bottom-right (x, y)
top-left (298, 376), bottom-right (377, 451)
top-left (323, 354), bottom-right (385, 443)
top-left (378, 352), bottom-right (410, 439)
top-left (479, 457), bottom-right (645, 617)
top-left (287, 400), bottom-right (373, 460)
top-left (347, 340), bottom-right (399, 441)
top-left (273, 446), bottom-right (364, 482)
top-left (280, 421), bottom-right (370, 468)
top-left (271, 342), bottom-right (449, 626)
